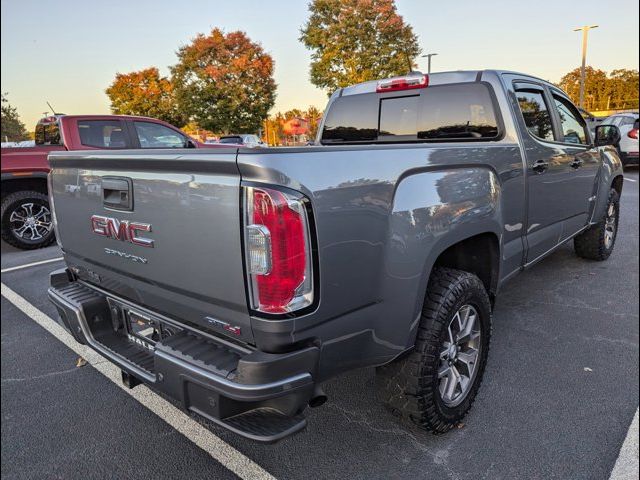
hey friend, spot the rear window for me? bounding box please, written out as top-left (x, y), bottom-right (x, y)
top-left (78, 120), bottom-right (127, 148)
top-left (219, 136), bottom-right (244, 144)
top-left (321, 83), bottom-right (500, 144)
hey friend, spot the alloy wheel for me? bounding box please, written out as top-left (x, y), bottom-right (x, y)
top-left (438, 304), bottom-right (482, 407)
top-left (9, 202), bottom-right (53, 241)
top-left (604, 201), bottom-right (617, 249)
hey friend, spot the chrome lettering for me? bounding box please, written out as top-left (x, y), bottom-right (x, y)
top-left (91, 215), bottom-right (154, 247)
top-left (104, 248), bottom-right (148, 264)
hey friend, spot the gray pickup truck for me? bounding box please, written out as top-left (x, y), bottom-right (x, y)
top-left (48, 70), bottom-right (624, 442)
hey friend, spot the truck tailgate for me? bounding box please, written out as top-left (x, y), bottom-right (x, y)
top-left (48, 149), bottom-right (254, 343)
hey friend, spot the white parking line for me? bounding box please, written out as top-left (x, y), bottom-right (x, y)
top-left (1, 257), bottom-right (64, 273)
top-left (609, 408), bottom-right (639, 480)
top-left (0, 283), bottom-right (277, 480)
top-left (625, 178), bottom-right (637, 183)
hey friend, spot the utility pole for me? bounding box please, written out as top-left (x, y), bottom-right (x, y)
top-left (573, 25), bottom-right (598, 109)
top-left (421, 53), bottom-right (438, 74)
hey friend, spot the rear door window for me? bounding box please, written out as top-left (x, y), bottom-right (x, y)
top-left (415, 84), bottom-right (499, 140)
top-left (619, 116), bottom-right (637, 127)
top-left (78, 120), bottom-right (127, 148)
top-left (514, 86), bottom-right (555, 142)
top-left (133, 121), bottom-right (187, 148)
top-left (552, 94), bottom-right (588, 145)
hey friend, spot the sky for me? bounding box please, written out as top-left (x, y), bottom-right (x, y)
top-left (2, 0), bottom-right (639, 129)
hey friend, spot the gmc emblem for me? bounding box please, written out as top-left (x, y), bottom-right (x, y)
top-left (91, 215), bottom-right (154, 248)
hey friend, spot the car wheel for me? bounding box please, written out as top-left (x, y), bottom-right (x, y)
top-left (376, 267), bottom-right (492, 433)
top-left (574, 188), bottom-right (619, 261)
top-left (1, 190), bottom-right (56, 250)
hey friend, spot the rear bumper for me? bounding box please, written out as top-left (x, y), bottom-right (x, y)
top-left (620, 151), bottom-right (639, 165)
top-left (48, 268), bottom-right (319, 442)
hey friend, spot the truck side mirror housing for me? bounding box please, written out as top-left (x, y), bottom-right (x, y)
top-left (594, 125), bottom-right (621, 147)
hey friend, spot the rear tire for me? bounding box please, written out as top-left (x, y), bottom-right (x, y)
top-left (574, 188), bottom-right (619, 261)
top-left (1, 190), bottom-right (55, 250)
top-left (376, 267), bottom-right (492, 434)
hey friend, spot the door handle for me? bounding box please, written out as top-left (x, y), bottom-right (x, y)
top-left (532, 160), bottom-right (549, 174)
top-left (102, 177), bottom-right (133, 211)
top-left (570, 158), bottom-right (583, 169)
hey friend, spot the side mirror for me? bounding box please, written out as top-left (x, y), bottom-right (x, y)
top-left (594, 125), bottom-right (621, 147)
top-left (185, 139), bottom-right (197, 149)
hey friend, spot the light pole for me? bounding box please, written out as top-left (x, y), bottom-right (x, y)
top-left (421, 53), bottom-right (438, 74)
top-left (573, 25), bottom-right (598, 109)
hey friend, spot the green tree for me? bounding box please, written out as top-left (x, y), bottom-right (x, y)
top-left (305, 105), bottom-right (323, 138)
top-left (607, 69), bottom-right (639, 110)
top-left (1, 94), bottom-right (29, 142)
top-left (300, 0), bottom-right (421, 93)
top-left (171, 29), bottom-right (276, 133)
top-left (105, 67), bottom-right (186, 127)
top-left (558, 67), bottom-right (639, 111)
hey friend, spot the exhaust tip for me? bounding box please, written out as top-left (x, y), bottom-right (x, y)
top-left (308, 387), bottom-right (327, 408)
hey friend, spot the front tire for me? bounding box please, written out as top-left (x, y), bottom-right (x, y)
top-left (376, 267), bottom-right (492, 434)
top-left (1, 190), bottom-right (55, 250)
top-left (574, 188), bottom-right (619, 261)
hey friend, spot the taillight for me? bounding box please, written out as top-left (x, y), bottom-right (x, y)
top-left (244, 186), bottom-right (313, 314)
top-left (376, 74), bottom-right (428, 93)
top-left (628, 129), bottom-right (638, 139)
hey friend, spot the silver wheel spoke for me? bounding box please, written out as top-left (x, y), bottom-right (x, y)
top-left (15, 224), bottom-right (29, 236)
top-left (29, 226), bottom-right (43, 240)
top-left (443, 365), bottom-right (460, 401)
top-left (456, 311), bottom-right (477, 344)
top-left (440, 343), bottom-right (451, 360)
top-left (22, 203), bottom-right (34, 217)
top-left (34, 207), bottom-right (49, 220)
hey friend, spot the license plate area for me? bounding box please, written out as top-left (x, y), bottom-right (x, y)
top-left (125, 309), bottom-right (159, 351)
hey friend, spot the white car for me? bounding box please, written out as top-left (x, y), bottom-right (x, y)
top-left (601, 112), bottom-right (639, 166)
top-left (217, 134), bottom-right (267, 148)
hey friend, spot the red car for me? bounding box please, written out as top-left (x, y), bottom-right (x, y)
top-left (1, 114), bottom-right (224, 250)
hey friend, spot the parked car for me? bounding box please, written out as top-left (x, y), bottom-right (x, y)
top-left (47, 70), bottom-right (623, 443)
top-left (1, 114), bottom-right (225, 250)
top-left (217, 134), bottom-right (267, 148)
top-left (600, 112), bottom-right (639, 166)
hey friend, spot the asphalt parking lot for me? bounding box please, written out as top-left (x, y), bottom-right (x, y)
top-left (1, 170), bottom-right (638, 480)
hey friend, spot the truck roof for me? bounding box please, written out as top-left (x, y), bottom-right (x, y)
top-left (38, 114), bottom-right (176, 124)
top-left (338, 69), bottom-right (558, 97)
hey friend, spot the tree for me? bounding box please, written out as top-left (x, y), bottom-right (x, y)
top-left (558, 67), bottom-right (639, 111)
top-left (305, 105), bottom-right (323, 139)
top-left (171, 29), bottom-right (276, 133)
top-left (1, 94), bottom-right (29, 142)
top-left (300, 0), bottom-right (421, 93)
top-left (607, 69), bottom-right (639, 110)
top-left (105, 67), bottom-right (186, 127)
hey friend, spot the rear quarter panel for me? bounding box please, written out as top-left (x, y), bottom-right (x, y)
top-left (238, 140), bottom-right (525, 378)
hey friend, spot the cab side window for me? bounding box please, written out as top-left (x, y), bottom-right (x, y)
top-left (552, 95), bottom-right (588, 145)
top-left (515, 87), bottom-right (555, 142)
top-left (78, 120), bottom-right (127, 148)
top-left (133, 121), bottom-right (188, 148)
